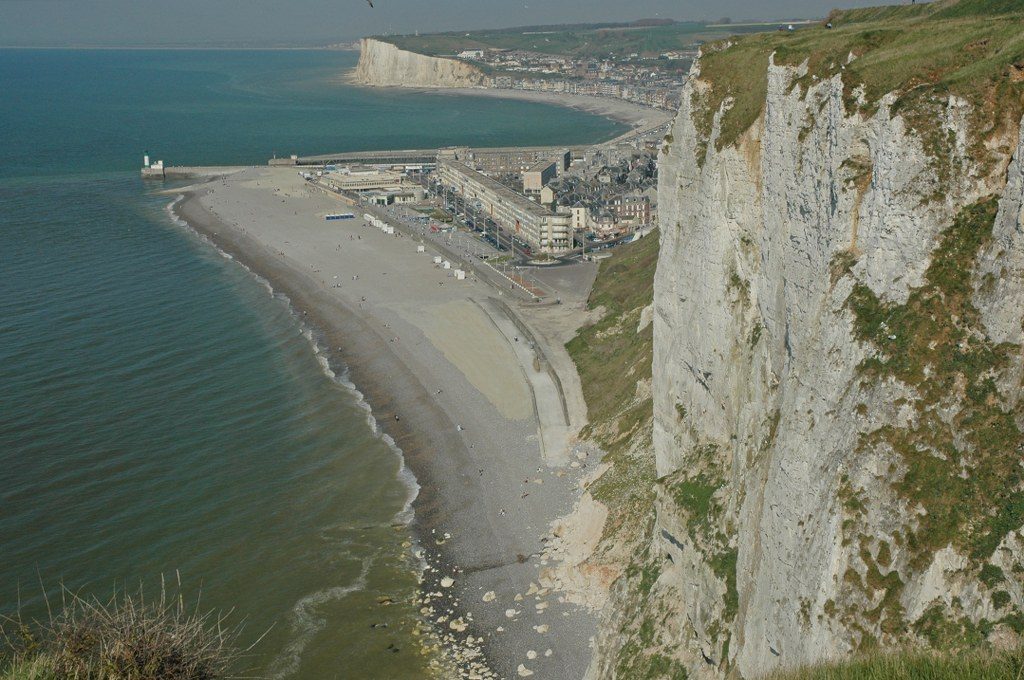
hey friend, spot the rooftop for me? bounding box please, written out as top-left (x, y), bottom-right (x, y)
top-left (526, 159), bottom-right (558, 173)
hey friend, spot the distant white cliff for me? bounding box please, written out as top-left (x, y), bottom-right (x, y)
top-left (351, 38), bottom-right (485, 88)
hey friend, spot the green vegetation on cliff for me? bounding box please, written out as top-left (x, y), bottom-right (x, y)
top-left (691, 0), bottom-right (1024, 165)
top-left (567, 231), bottom-right (659, 526)
top-left (567, 233), bottom-right (690, 679)
top-left (847, 198), bottom-right (1024, 576)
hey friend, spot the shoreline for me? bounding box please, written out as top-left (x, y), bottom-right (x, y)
top-left (169, 168), bottom-right (598, 678)
top-left (172, 186), bottom-right (493, 675)
top-left (340, 70), bottom-right (673, 142)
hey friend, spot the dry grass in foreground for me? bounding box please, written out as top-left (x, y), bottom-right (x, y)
top-left (0, 579), bottom-right (250, 680)
top-left (770, 648), bottom-right (1024, 680)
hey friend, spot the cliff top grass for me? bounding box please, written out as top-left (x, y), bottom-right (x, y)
top-left (377, 21), bottom-right (778, 60)
top-left (692, 0), bottom-right (1024, 164)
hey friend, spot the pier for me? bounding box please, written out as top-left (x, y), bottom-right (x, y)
top-left (141, 164), bottom-right (249, 180)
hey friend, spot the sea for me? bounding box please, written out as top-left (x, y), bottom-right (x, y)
top-left (0, 48), bottom-right (624, 678)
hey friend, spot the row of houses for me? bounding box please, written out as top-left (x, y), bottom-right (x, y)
top-left (487, 76), bottom-right (679, 110)
top-left (569, 194), bottom-right (653, 239)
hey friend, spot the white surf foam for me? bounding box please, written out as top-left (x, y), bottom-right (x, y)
top-left (164, 196), bottom-right (421, 526)
top-left (266, 558), bottom-right (372, 679)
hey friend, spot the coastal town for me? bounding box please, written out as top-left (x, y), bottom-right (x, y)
top-left (253, 114), bottom-right (665, 268)
top-left (452, 47), bottom-right (689, 110)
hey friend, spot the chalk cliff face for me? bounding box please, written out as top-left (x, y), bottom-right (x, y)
top-left (352, 38), bottom-right (485, 88)
top-left (649, 52), bottom-right (1024, 678)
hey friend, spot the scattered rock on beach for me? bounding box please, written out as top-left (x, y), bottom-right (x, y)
top-left (440, 577), bottom-right (455, 588)
top-left (505, 609), bottom-right (518, 618)
top-left (527, 650), bottom-right (537, 660)
top-left (482, 591), bottom-right (496, 602)
top-left (517, 664), bottom-right (534, 677)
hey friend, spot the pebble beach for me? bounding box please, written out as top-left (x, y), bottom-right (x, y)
top-left (174, 167), bottom-right (600, 678)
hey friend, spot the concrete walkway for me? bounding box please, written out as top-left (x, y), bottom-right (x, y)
top-left (476, 298), bottom-right (571, 467)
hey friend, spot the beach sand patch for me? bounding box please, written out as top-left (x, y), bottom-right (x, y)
top-left (407, 300), bottom-right (532, 421)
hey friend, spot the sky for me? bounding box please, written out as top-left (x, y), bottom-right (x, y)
top-left (0, 0), bottom-right (894, 47)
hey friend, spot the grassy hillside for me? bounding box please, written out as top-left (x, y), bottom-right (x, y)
top-left (381, 21), bottom-right (782, 59)
top-left (567, 232), bottom-right (658, 535)
top-left (690, 0), bottom-right (1024, 166)
top-left (566, 233), bottom-right (696, 680)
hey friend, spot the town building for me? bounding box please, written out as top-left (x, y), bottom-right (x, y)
top-left (438, 159), bottom-right (572, 253)
top-left (328, 168), bottom-right (406, 192)
top-left (611, 194), bottom-right (652, 224)
top-left (440, 147), bottom-right (571, 176)
top-left (571, 205), bottom-right (590, 232)
top-left (523, 159), bottom-right (557, 193)
top-left (539, 185), bottom-right (556, 205)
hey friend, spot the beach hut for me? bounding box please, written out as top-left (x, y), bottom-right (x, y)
top-left (454, 269), bottom-right (466, 280)
top-left (416, 245), bottom-right (426, 253)
top-left (433, 256), bottom-right (443, 264)
top-left (443, 261), bottom-right (451, 270)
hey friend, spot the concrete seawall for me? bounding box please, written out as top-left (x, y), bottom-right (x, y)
top-left (141, 166), bottom-right (249, 180)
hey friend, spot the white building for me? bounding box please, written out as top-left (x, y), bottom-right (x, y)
top-left (571, 205), bottom-right (590, 233)
top-left (438, 159), bottom-right (571, 253)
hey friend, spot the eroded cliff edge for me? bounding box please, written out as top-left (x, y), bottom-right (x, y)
top-left (351, 37), bottom-right (485, 88)
top-left (582, 2), bottom-right (1024, 678)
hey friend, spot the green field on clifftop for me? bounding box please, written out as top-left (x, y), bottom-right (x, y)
top-left (691, 0), bottom-right (1024, 164)
top-left (380, 21), bottom-right (783, 59)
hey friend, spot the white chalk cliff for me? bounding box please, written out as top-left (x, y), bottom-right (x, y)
top-left (648, 50), bottom-right (1024, 678)
top-left (352, 38), bottom-right (485, 88)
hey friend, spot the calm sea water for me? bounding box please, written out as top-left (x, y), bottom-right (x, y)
top-left (0, 49), bottom-right (624, 678)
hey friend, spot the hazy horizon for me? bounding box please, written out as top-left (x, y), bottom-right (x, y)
top-left (0, 0), bottom-right (899, 47)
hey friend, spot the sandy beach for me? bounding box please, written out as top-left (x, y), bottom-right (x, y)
top-left (171, 167), bottom-right (600, 678)
top-left (425, 87), bottom-right (672, 130)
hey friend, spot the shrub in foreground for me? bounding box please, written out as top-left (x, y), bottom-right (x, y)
top-left (1, 582), bottom-right (244, 680)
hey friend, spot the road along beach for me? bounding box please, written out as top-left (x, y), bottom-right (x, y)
top-left (170, 166), bottom-right (601, 678)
